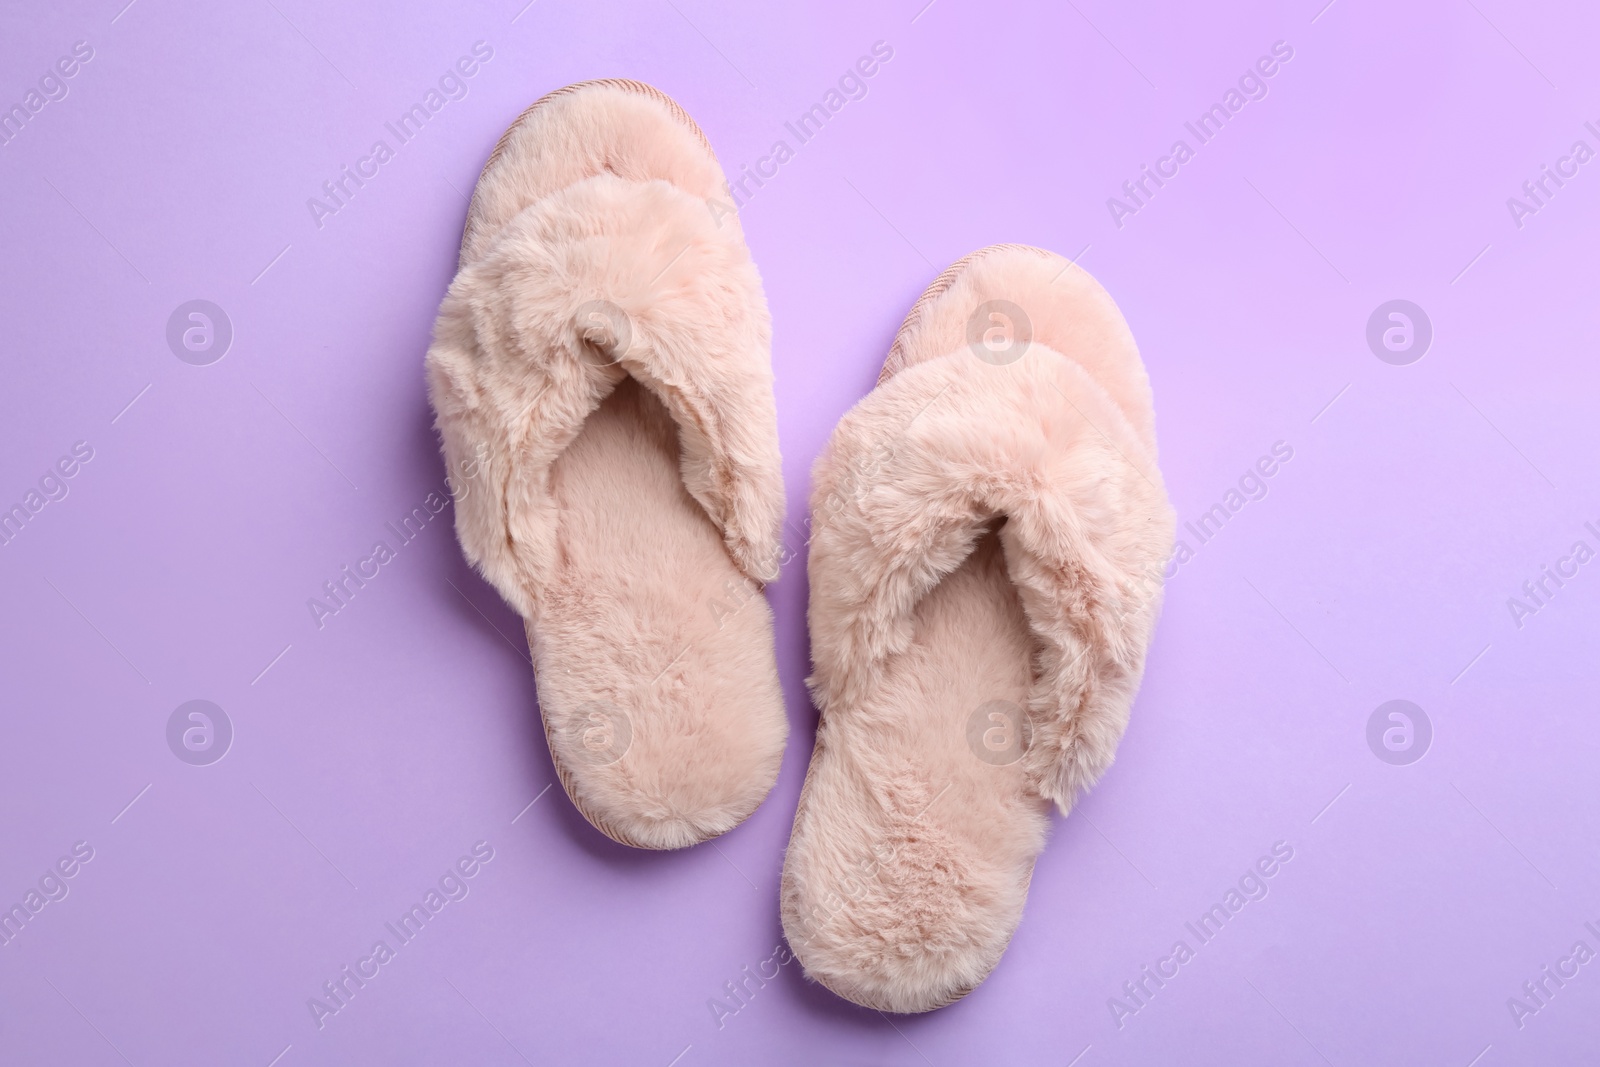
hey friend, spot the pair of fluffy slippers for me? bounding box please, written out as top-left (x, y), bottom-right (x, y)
top-left (426, 81), bottom-right (1175, 1014)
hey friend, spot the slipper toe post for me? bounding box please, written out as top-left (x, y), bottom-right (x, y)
top-left (427, 82), bottom-right (788, 850)
top-left (781, 246), bottom-right (1175, 1010)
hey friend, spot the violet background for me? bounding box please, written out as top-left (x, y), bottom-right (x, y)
top-left (3, 0), bottom-right (1598, 1063)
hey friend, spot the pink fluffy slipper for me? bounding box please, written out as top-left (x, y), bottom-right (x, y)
top-left (425, 81), bottom-right (788, 849)
top-left (779, 245), bottom-right (1176, 1010)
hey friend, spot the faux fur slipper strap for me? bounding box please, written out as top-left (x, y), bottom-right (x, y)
top-left (806, 344), bottom-right (1171, 813)
top-left (428, 169), bottom-right (784, 617)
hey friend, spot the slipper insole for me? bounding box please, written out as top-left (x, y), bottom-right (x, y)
top-left (791, 528), bottom-right (1049, 1006)
top-left (532, 376), bottom-right (785, 848)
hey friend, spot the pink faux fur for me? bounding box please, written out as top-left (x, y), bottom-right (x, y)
top-left (781, 245), bottom-right (1175, 1011)
top-left (426, 81), bottom-right (788, 848)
